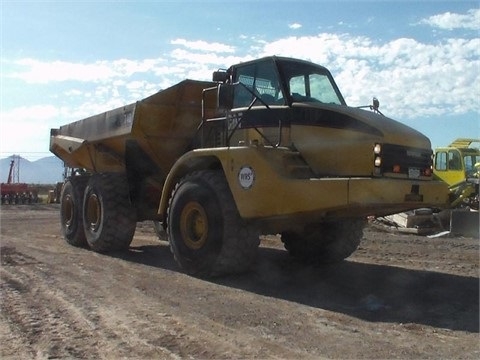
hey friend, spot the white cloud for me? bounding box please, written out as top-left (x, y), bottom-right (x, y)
top-left (170, 39), bottom-right (235, 53)
top-left (9, 58), bottom-right (165, 84)
top-left (0, 105), bottom-right (64, 156)
top-left (419, 8), bottom-right (480, 30)
top-left (11, 59), bottom-right (114, 83)
top-left (125, 80), bottom-right (158, 100)
top-left (2, 30), bottom-right (479, 160)
top-left (5, 34), bottom-right (480, 120)
top-left (1, 105), bottom-right (60, 122)
top-left (259, 33), bottom-right (480, 119)
top-left (64, 89), bottom-right (83, 97)
top-left (288, 23), bottom-right (302, 30)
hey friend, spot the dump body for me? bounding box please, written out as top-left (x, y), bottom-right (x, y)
top-left (50, 80), bottom-right (216, 175)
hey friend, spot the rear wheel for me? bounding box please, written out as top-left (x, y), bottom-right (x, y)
top-left (167, 170), bottom-right (259, 277)
top-left (60, 177), bottom-right (88, 247)
top-left (83, 173), bottom-right (137, 252)
top-left (282, 219), bottom-right (365, 264)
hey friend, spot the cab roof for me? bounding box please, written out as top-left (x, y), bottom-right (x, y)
top-left (229, 56), bottom-right (329, 72)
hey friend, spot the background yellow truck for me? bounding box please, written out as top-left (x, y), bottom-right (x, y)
top-left (434, 138), bottom-right (479, 209)
top-left (50, 56), bottom-right (448, 276)
top-left (433, 138), bottom-right (479, 237)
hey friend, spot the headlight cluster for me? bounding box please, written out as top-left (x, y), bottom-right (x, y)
top-left (374, 143), bottom-right (382, 175)
top-left (373, 143), bottom-right (432, 178)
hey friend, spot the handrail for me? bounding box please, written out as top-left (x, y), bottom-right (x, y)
top-left (200, 86), bottom-right (220, 147)
top-left (201, 82), bottom-right (284, 148)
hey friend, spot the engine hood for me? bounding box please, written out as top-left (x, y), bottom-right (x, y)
top-left (291, 102), bottom-right (432, 150)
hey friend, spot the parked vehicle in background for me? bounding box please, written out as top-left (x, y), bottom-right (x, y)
top-left (434, 138), bottom-right (479, 210)
top-left (1, 158), bottom-right (39, 205)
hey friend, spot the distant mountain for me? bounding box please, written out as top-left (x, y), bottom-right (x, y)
top-left (0, 155), bottom-right (64, 184)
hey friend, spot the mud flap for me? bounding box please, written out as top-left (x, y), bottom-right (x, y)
top-left (450, 210), bottom-right (479, 238)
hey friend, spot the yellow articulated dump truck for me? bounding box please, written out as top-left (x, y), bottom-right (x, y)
top-left (50, 56), bottom-right (448, 276)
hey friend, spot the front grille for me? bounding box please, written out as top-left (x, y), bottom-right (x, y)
top-left (381, 144), bottom-right (432, 176)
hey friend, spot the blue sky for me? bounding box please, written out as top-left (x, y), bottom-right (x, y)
top-left (1, 0), bottom-right (479, 161)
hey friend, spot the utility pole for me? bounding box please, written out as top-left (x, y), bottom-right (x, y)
top-left (11, 155), bottom-right (20, 183)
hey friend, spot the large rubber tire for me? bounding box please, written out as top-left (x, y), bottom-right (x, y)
top-left (82, 173), bottom-right (137, 252)
top-left (60, 177), bottom-right (89, 247)
top-left (282, 219), bottom-right (365, 264)
top-left (167, 170), bottom-right (260, 277)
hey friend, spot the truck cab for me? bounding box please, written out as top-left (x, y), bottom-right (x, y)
top-left (434, 138), bottom-right (480, 186)
top-left (202, 56), bottom-right (436, 183)
top-left (433, 138), bottom-right (479, 210)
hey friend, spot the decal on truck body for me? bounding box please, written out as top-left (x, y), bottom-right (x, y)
top-left (238, 166), bottom-right (255, 190)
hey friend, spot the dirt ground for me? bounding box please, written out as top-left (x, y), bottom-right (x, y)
top-left (0, 204), bottom-right (478, 359)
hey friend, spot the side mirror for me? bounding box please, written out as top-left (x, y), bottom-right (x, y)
top-left (212, 70), bottom-right (228, 83)
top-left (217, 84), bottom-right (234, 110)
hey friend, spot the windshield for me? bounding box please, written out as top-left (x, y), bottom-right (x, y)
top-left (278, 60), bottom-right (346, 105)
top-left (231, 58), bottom-right (345, 108)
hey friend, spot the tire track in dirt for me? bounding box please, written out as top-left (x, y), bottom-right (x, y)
top-left (0, 245), bottom-right (310, 359)
top-left (1, 246), bottom-right (183, 359)
top-left (1, 246), bottom-right (101, 359)
top-left (54, 253), bottom-right (314, 359)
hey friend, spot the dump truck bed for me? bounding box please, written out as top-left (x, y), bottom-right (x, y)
top-left (50, 80), bottom-right (216, 173)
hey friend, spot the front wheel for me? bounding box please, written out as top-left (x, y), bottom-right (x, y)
top-left (282, 219), bottom-right (365, 264)
top-left (167, 170), bottom-right (259, 277)
top-left (83, 173), bottom-right (137, 252)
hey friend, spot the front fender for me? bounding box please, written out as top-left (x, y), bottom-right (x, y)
top-left (158, 146), bottom-right (312, 221)
top-left (157, 149), bottom-right (229, 219)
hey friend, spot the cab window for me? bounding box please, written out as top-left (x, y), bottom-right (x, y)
top-left (448, 151), bottom-right (462, 170)
top-left (435, 151), bottom-right (447, 171)
top-left (464, 154), bottom-right (479, 174)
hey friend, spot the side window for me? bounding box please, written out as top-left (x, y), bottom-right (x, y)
top-left (234, 73), bottom-right (255, 108)
top-left (448, 151), bottom-right (461, 170)
top-left (290, 75), bottom-right (306, 99)
top-left (435, 151), bottom-right (447, 171)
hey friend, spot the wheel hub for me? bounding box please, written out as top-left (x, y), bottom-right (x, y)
top-left (62, 194), bottom-right (74, 227)
top-left (86, 194), bottom-right (101, 232)
top-left (180, 201), bottom-right (208, 250)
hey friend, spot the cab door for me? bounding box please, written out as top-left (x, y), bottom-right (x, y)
top-left (434, 149), bottom-right (465, 186)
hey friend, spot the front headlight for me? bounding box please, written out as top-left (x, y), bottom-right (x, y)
top-left (374, 143), bottom-right (382, 174)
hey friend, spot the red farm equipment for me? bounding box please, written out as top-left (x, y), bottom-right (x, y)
top-left (1, 158), bottom-right (39, 205)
